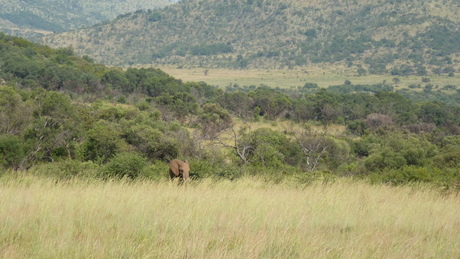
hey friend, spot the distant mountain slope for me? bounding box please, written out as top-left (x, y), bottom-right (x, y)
top-left (40, 0), bottom-right (460, 74)
top-left (0, 0), bottom-right (174, 38)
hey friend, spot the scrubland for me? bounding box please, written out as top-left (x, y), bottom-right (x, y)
top-left (1, 176), bottom-right (459, 258)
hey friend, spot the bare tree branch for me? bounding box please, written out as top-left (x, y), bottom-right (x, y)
top-left (218, 127), bottom-right (252, 165)
top-left (293, 124), bottom-right (330, 171)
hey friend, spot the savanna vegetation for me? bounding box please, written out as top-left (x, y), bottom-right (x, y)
top-left (1, 32), bottom-right (459, 190)
top-left (1, 176), bottom-right (460, 258)
top-left (41, 0), bottom-right (460, 74)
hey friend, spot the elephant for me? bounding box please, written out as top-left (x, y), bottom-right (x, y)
top-left (169, 159), bottom-right (190, 180)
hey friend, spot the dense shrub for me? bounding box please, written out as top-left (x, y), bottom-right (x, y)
top-left (81, 120), bottom-right (125, 162)
top-left (27, 160), bottom-right (101, 179)
top-left (370, 166), bottom-right (441, 185)
top-left (190, 159), bottom-right (245, 180)
top-left (104, 152), bottom-right (147, 178)
top-left (140, 160), bottom-right (169, 180)
top-left (0, 135), bottom-right (24, 169)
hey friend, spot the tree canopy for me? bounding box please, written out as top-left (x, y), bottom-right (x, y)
top-left (0, 33), bottom-right (459, 187)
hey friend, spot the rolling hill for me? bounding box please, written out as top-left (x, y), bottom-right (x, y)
top-left (39, 0), bottom-right (460, 75)
top-left (0, 0), bottom-right (174, 38)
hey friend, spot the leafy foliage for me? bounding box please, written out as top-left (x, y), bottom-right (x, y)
top-left (0, 135), bottom-right (24, 169)
top-left (0, 35), bottom-right (459, 189)
top-left (104, 152), bottom-right (147, 178)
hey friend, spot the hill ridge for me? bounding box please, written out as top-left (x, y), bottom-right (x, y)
top-left (40, 0), bottom-right (460, 75)
top-left (0, 0), bottom-right (174, 38)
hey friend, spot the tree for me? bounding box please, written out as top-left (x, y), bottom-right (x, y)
top-left (251, 88), bottom-right (291, 120)
top-left (23, 90), bottom-right (80, 164)
top-left (188, 81), bottom-right (221, 105)
top-left (216, 91), bottom-right (254, 119)
top-left (373, 92), bottom-right (415, 124)
top-left (82, 120), bottom-right (125, 162)
top-left (0, 135), bottom-right (25, 170)
top-left (219, 126), bottom-right (253, 165)
top-left (291, 98), bottom-right (315, 122)
top-left (198, 103), bottom-right (233, 139)
top-left (363, 132), bottom-right (438, 171)
top-left (365, 113), bottom-right (393, 130)
top-left (155, 92), bottom-right (199, 121)
top-left (249, 128), bottom-right (293, 168)
top-left (434, 136), bottom-right (460, 169)
top-left (101, 70), bottom-right (129, 91)
top-left (2, 52), bottom-right (44, 80)
top-left (293, 125), bottom-right (350, 171)
top-left (357, 67), bottom-right (367, 76)
top-left (104, 152), bottom-right (147, 178)
top-left (125, 124), bottom-right (163, 157)
top-left (0, 86), bottom-right (32, 135)
top-left (143, 74), bottom-right (184, 97)
top-left (310, 89), bottom-right (340, 125)
top-left (417, 102), bottom-right (450, 126)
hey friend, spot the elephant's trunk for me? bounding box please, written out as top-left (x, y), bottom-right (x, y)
top-left (182, 170), bottom-right (190, 180)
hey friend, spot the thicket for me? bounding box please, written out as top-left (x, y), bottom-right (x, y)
top-left (0, 33), bottom-right (459, 188)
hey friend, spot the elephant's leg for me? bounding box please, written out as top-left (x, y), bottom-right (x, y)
top-left (169, 168), bottom-right (176, 178)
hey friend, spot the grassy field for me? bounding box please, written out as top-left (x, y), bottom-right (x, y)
top-left (154, 65), bottom-right (460, 89)
top-left (1, 176), bottom-right (459, 258)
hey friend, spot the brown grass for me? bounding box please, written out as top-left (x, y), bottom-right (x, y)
top-left (153, 65), bottom-right (459, 90)
top-left (1, 175), bottom-right (459, 258)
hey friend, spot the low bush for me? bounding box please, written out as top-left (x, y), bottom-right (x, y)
top-left (27, 160), bottom-right (101, 179)
top-left (104, 152), bottom-right (147, 178)
top-left (370, 166), bottom-right (443, 185)
top-left (139, 160), bottom-right (169, 180)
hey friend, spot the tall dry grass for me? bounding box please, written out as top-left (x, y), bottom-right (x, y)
top-left (1, 176), bottom-right (459, 258)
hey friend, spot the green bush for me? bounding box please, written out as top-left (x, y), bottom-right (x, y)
top-left (139, 160), bottom-right (169, 180)
top-left (104, 152), bottom-right (147, 178)
top-left (28, 160), bottom-right (101, 179)
top-left (0, 135), bottom-right (24, 169)
top-left (81, 120), bottom-right (125, 162)
top-left (370, 166), bottom-right (441, 185)
top-left (190, 159), bottom-right (245, 180)
top-left (434, 150), bottom-right (460, 169)
top-left (365, 151), bottom-right (406, 171)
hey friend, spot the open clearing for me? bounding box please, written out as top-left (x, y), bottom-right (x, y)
top-left (1, 176), bottom-right (459, 258)
top-left (154, 65), bottom-right (460, 89)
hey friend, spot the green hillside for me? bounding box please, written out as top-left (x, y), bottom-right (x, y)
top-left (1, 33), bottom-right (459, 186)
top-left (0, 0), bottom-right (174, 38)
top-left (40, 0), bottom-right (460, 74)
